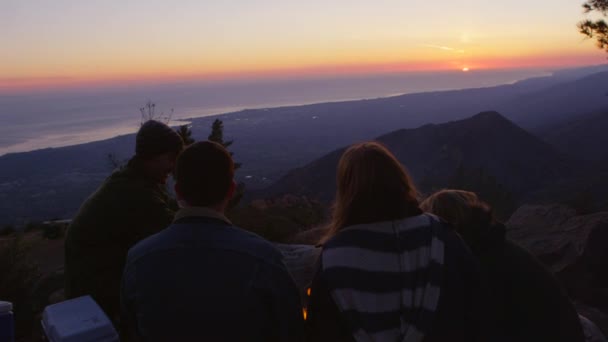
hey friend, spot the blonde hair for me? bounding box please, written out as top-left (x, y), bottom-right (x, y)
top-left (420, 189), bottom-right (493, 234)
top-left (324, 142), bottom-right (421, 242)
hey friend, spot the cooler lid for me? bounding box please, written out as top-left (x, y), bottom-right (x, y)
top-left (41, 296), bottom-right (118, 342)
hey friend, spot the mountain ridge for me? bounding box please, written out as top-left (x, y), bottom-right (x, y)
top-left (1, 68), bottom-right (607, 225)
top-left (264, 111), bottom-right (574, 206)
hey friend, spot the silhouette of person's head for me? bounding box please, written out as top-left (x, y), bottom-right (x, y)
top-left (175, 141), bottom-right (235, 211)
top-left (420, 189), bottom-right (494, 234)
top-left (326, 141), bottom-right (421, 240)
top-left (135, 120), bottom-right (184, 184)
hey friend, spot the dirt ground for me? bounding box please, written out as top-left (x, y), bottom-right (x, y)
top-left (27, 234), bottom-right (65, 275)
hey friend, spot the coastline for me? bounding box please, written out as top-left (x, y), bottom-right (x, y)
top-left (4, 63), bottom-right (608, 157)
top-left (0, 68), bottom-right (557, 157)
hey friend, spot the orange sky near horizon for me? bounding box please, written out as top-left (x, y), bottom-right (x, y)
top-left (1, 0), bottom-right (606, 92)
top-left (3, 52), bottom-right (604, 92)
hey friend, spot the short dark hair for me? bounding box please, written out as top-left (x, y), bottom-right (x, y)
top-left (175, 141), bottom-right (234, 207)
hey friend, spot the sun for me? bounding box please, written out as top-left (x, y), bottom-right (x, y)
top-left (462, 67), bottom-right (470, 72)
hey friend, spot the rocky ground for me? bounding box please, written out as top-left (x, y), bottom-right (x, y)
top-left (507, 204), bottom-right (608, 337)
top-left (7, 204), bottom-right (608, 340)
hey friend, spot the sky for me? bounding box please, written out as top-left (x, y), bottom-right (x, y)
top-left (1, 0), bottom-right (606, 91)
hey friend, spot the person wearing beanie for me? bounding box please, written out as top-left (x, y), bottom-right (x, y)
top-left (134, 120), bottom-right (185, 184)
top-left (65, 120), bottom-right (184, 323)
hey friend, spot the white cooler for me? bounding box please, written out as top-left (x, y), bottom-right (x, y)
top-left (41, 296), bottom-right (119, 342)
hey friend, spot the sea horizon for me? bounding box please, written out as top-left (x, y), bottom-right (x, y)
top-left (0, 67), bottom-right (583, 156)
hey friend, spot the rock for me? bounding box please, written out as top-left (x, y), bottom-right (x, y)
top-left (580, 315), bottom-right (607, 342)
top-left (577, 302), bottom-right (608, 339)
top-left (507, 205), bottom-right (608, 289)
top-left (507, 205), bottom-right (608, 332)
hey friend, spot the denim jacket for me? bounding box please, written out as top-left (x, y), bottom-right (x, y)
top-left (121, 207), bottom-right (304, 341)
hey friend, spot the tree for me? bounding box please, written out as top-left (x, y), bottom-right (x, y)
top-left (579, 0), bottom-right (608, 53)
top-left (139, 100), bottom-right (173, 125)
top-left (176, 124), bottom-right (195, 146)
top-left (208, 119), bottom-right (242, 170)
top-left (208, 119), bottom-right (244, 208)
top-left (208, 119), bottom-right (232, 148)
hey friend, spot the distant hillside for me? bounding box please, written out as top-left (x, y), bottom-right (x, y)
top-left (0, 135), bottom-right (133, 225)
top-left (540, 108), bottom-right (608, 161)
top-left (264, 112), bottom-right (574, 206)
top-left (206, 67), bottom-right (608, 187)
top-left (1, 67), bottom-right (606, 225)
top-left (498, 71), bottom-right (608, 130)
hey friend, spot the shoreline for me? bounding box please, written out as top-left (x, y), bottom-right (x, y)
top-left (2, 65), bottom-right (602, 157)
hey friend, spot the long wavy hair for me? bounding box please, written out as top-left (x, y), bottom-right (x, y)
top-left (420, 189), bottom-right (496, 244)
top-left (324, 142), bottom-right (421, 242)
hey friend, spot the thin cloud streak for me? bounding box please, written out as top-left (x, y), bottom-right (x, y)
top-left (422, 44), bottom-right (466, 54)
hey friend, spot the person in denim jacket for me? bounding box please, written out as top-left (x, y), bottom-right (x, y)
top-left (121, 141), bottom-right (304, 341)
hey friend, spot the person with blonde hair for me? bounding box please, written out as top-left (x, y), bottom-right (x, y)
top-left (306, 142), bottom-right (482, 342)
top-left (421, 189), bottom-right (585, 342)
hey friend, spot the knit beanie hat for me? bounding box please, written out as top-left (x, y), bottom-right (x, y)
top-left (136, 120), bottom-right (184, 159)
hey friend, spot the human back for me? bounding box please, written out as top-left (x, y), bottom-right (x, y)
top-left (121, 141), bottom-right (304, 341)
top-left (306, 142), bottom-right (481, 342)
top-left (65, 120), bottom-right (183, 320)
top-left (421, 189), bottom-right (586, 342)
top-left (65, 163), bottom-right (175, 310)
top-left (123, 214), bottom-right (299, 341)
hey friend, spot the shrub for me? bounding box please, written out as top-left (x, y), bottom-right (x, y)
top-left (41, 223), bottom-right (66, 240)
top-left (23, 221), bottom-right (44, 233)
top-left (229, 196), bottom-right (326, 243)
top-left (0, 235), bottom-right (41, 338)
top-left (0, 225), bottom-right (16, 236)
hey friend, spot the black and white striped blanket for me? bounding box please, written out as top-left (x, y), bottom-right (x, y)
top-left (322, 214), bottom-right (446, 342)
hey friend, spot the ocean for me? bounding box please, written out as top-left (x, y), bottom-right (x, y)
top-left (0, 68), bottom-right (552, 156)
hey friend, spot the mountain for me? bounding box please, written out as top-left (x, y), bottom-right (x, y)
top-left (210, 68), bottom-right (608, 187)
top-left (1, 67), bottom-right (606, 226)
top-left (539, 108), bottom-right (608, 161)
top-left (264, 112), bottom-right (574, 206)
top-left (498, 71), bottom-right (608, 130)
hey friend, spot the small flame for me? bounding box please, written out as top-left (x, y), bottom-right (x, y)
top-left (302, 308), bottom-right (308, 320)
top-left (307, 288), bottom-right (311, 296)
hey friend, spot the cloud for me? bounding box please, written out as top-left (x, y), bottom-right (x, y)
top-left (422, 44), bottom-right (465, 54)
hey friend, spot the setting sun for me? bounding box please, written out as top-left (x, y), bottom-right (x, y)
top-left (2, 0), bottom-right (605, 92)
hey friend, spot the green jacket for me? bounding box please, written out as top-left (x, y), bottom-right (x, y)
top-left (65, 157), bottom-right (176, 319)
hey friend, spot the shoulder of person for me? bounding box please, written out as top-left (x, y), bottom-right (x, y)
top-left (113, 177), bottom-right (171, 207)
top-left (501, 239), bottom-right (551, 274)
top-left (125, 227), bottom-right (174, 265)
top-left (225, 225), bottom-right (286, 266)
top-left (106, 164), bottom-right (163, 191)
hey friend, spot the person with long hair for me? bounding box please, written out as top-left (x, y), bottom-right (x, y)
top-left (420, 190), bottom-right (585, 342)
top-left (306, 142), bottom-right (482, 342)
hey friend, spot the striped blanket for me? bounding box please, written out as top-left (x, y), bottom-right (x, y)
top-left (322, 214), bottom-right (446, 342)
